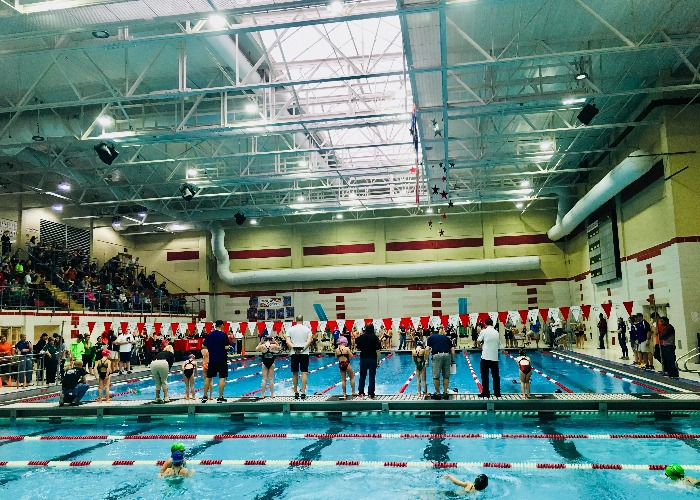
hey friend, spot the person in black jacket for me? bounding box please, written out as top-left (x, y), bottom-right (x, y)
top-left (355, 324), bottom-right (382, 399)
top-left (151, 345), bottom-right (174, 403)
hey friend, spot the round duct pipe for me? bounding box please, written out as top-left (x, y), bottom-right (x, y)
top-left (210, 226), bottom-right (541, 285)
top-left (547, 150), bottom-right (656, 241)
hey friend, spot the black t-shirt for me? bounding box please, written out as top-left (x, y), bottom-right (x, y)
top-left (355, 333), bottom-right (381, 358)
top-left (108, 333), bottom-right (117, 350)
top-left (62, 367), bottom-right (87, 391)
top-left (427, 334), bottom-right (452, 354)
top-left (155, 350), bottom-right (175, 368)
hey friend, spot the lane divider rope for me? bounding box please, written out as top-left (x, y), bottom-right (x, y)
top-left (4, 432), bottom-right (700, 441)
top-left (544, 351), bottom-right (667, 394)
top-left (398, 370), bottom-right (416, 394)
top-left (0, 460), bottom-right (697, 470)
top-left (463, 351), bottom-right (483, 393)
top-left (501, 350), bottom-right (574, 394)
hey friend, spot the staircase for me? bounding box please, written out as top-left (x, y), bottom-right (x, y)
top-left (43, 282), bottom-right (81, 311)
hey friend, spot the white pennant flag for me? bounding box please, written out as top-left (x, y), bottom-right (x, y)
top-left (488, 312), bottom-right (499, 325)
top-left (411, 316), bottom-right (422, 330)
top-left (570, 306), bottom-right (581, 322)
top-left (469, 313), bottom-right (479, 327)
top-left (527, 309), bottom-right (539, 322)
top-left (318, 321), bottom-right (327, 334)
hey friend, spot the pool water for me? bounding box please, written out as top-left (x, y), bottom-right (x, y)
top-left (38, 351), bottom-right (666, 403)
top-left (1, 413), bottom-right (699, 499)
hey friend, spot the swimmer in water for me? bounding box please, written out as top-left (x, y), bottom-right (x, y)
top-left (514, 349), bottom-right (532, 398)
top-left (255, 333), bottom-right (280, 398)
top-left (443, 473), bottom-right (488, 493)
top-left (335, 336), bottom-right (357, 400)
top-left (94, 349), bottom-right (112, 403)
top-left (665, 464), bottom-right (699, 487)
top-left (182, 354), bottom-right (197, 400)
top-left (159, 443), bottom-right (194, 478)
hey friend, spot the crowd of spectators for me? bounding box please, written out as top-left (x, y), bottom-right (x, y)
top-left (1, 238), bottom-right (59, 309)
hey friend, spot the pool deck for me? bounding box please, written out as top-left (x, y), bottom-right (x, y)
top-left (1, 347), bottom-right (699, 419)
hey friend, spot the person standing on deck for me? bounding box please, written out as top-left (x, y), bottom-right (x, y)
top-left (355, 323), bottom-right (382, 399)
top-left (202, 320), bottom-right (230, 403)
top-left (286, 316), bottom-right (312, 400)
top-left (659, 317), bottom-right (679, 378)
top-left (426, 327), bottom-right (454, 400)
top-left (477, 318), bottom-right (501, 398)
top-left (597, 313), bottom-right (607, 349)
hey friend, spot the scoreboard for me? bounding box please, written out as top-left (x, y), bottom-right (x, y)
top-left (587, 210), bottom-right (621, 284)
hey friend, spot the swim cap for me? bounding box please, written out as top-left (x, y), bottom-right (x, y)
top-left (188, 354), bottom-right (195, 360)
top-left (665, 464), bottom-right (685, 480)
top-left (171, 450), bottom-right (185, 466)
top-left (171, 442), bottom-right (185, 453)
top-left (416, 340), bottom-right (424, 347)
top-left (338, 336), bottom-right (348, 344)
top-left (473, 474), bottom-right (488, 491)
top-left (102, 349), bottom-right (110, 358)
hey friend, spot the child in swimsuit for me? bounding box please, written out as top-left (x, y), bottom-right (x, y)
top-left (255, 334), bottom-right (280, 398)
top-left (515, 349), bottom-right (532, 398)
top-left (335, 337), bottom-right (357, 399)
top-left (94, 349), bottom-right (112, 403)
top-left (200, 348), bottom-right (213, 401)
top-left (158, 444), bottom-right (194, 478)
top-left (443, 473), bottom-right (488, 492)
top-left (182, 354), bottom-right (197, 400)
top-left (413, 340), bottom-right (429, 397)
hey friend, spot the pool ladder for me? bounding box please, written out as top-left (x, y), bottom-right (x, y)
top-left (676, 347), bottom-right (700, 374)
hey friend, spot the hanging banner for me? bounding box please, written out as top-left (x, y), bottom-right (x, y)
top-left (570, 306), bottom-right (581, 322)
top-left (560, 306), bottom-right (571, 321)
top-left (601, 302), bottom-right (613, 318)
top-left (420, 316), bottom-right (430, 329)
top-left (439, 315), bottom-right (450, 328)
top-left (223, 321), bottom-right (230, 333)
top-left (468, 312), bottom-right (479, 327)
top-left (187, 323), bottom-right (196, 335)
top-left (476, 312), bottom-right (489, 325)
top-left (623, 301), bottom-right (634, 317)
top-left (327, 320), bottom-right (338, 333)
top-left (518, 310), bottom-right (529, 324)
top-left (104, 321), bottom-right (112, 333)
top-left (344, 320), bottom-right (355, 333)
top-left (87, 321), bottom-right (96, 333)
top-left (120, 321), bottom-right (129, 333)
top-left (136, 322), bottom-right (145, 334)
top-left (205, 322), bottom-right (213, 333)
top-left (539, 308), bottom-right (550, 322)
top-left (273, 321), bottom-right (283, 333)
top-left (310, 321), bottom-right (319, 334)
top-left (239, 322), bottom-right (248, 335)
top-left (170, 323), bottom-right (179, 336)
top-left (580, 305), bottom-right (591, 320)
top-left (256, 321), bottom-right (266, 335)
top-left (459, 314), bottom-right (469, 327)
top-left (497, 311), bottom-right (509, 325)
top-left (383, 318), bottom-right (393, 331)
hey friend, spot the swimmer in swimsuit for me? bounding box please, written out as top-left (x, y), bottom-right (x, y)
top-left (335, 337), bottom-right (357, 399)
top-left (255, 334), bottom-right (280, 398)
top-left (665, 464), bottom-right (700, 487)
top-left (182, 354), bottom-right (197, 400)
top-left (443, 473), bottom-right (488, 493)
top-left (413, 340), bottom-right (430, 397)
top-left (200, 348), bottom-right (212, 402)
top-left (94, 350), bottom-right (112, 403)
top-left (158, 443), bottom-right (194, 478)
top-left (515, 349), bottom-right (532, 398)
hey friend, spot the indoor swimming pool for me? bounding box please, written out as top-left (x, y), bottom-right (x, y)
top-left (0, 412), bottom-right (699, 499)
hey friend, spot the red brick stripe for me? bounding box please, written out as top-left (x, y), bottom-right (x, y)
top-left (303, 243), bottom-right (375, 256)
top-left (494, 234), bottom-right (551, 246)
top-left (386, 238), bottom-right (482, 251)
top-left (167, 250), bottom-right (199, 261)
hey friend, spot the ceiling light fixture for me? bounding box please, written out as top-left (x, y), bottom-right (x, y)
top-left (575, 71), bottom-right (588, 80)
top-left (520, 180), bottom-right (530, 188)
top-left (426, 207), bottom-right (434, 214)
top-left (327, 1), bottom-right (343, 14)
top-left (187, 168), bottom-right (197, 178)
top-left (96, 115), bottom-right (114, 127)
top-left (57, 181), bottom-right (70, 191)
top-left (298, 160), bottom-right (308, 167)
top-left (336, 213), bottom-right (344, 219)
top-left (52, 204), bottom-right (63, 212)
top-left (562, 97), bottom-right (587, 105)
top-left (539, 140), bottom-right (554, 151)
top-left (297, 195), bottom-right (305, 202)
top-left (245, 103), bottom-right (258, 113)
top-left (92, 30), bottom-right (110, 39)
top-left (515, 202), bottom-right (524, 209)
top-left (208, 14), bottom-right (228, 29)
top-left (138, 211), bottom-right (147, 218)
top-left (112, 217), bottom-right (121, 228)
top-left (171, 223), bottom-right (183, 231)
top-left (250, 219), bottom-right (258, 225)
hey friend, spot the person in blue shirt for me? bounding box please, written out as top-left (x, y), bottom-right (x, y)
top-left (202, 320), bottom-right (230, 403)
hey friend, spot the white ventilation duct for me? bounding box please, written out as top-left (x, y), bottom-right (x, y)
top-left (547, 150), bottom-right (655, 241)
top-left (210, 226), bottom-right (540, 285)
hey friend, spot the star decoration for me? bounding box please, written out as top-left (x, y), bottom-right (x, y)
top-left (442, 213), bottom-right (447, 219)
top-left (442, 176), bottom-right (446, 181)
top-left (410, 167), bottom-right (416, 174)
top-left (431, 119), bottom-right (437, 127)
top-left (428, 220), bottom-right (433, 228)
top-left (448, 200), bottom-right (454, 208)
top-left (432, 185), bottom-right (439, 194)
top-left (449, 163), bottom-right (455, 168)
top-left (434, 129), bottom-right (442, 137)
top-left (440, 190), bottom-right (448, 199)
top-left (443, 165), bottom-right (447, 173)
top-left (439, 229), bottom-right (445, 236)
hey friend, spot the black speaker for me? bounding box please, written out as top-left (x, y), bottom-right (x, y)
top-left (577, 103), bottom-right (599, 125)
top-left (94, 142), bottom-right (119, 165)
top-left (179, 183), bottom-right (196, 202)
top-left (234, 212), bottom-right (246, 225)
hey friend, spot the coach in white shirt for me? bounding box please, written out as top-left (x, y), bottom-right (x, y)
top-left (477, 318), bottom-right (501, 398)
top-left (285, 315), bottom-right (312, 400)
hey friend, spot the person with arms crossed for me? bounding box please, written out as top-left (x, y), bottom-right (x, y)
top-left (202, 320), bottom-right (230, 403)
top-left (286, 316), bottom-right (312, 399)
top-left (477, 318), bottom-right (501, 398)
top-left (355, 323), bottom-right (382, 399)
top-left (426, 327), bottom-right (455, 400)
top-left (115, 329), bottom-right (134, 374)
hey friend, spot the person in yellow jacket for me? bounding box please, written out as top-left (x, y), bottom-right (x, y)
top-left (69, 335), bottom-right (86, 364)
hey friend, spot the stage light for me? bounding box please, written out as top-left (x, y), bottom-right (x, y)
top-left (94, 142), bottom-right (119, 165)
top-left (234, 212), bottom-right (246, 225)
top-left (179, 183), bottom-right (197, 202)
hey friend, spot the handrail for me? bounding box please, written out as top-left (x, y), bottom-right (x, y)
top-left (150, 270), bottom-right (204, 315)
top-left (678, 347), bottom-right (700, 373)
top-left (150, 270), bottom-right (193, 296)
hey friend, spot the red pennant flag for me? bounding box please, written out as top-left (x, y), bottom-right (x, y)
top-left (459, 314), bottom-right (469, 327)
top-left (120, 321), bottom-right (129, 333)
top-left (560, 307), bottom-right (570, 321)
top-left (256, 321), bottom-right (266, 335)
top-left (623, 301), bottom-right (634, 317)
top-left (153, 322), bottom-right (162, 334)
top-left (136, 322), bottom-right (145, 334)
top-left (87, 321), bottom-right (96, 333)
top-left (420, 316), bottom-right (430, 329)
top-left (273, 321), bottom-right (283, 333)
top-left (170, 322), bottom-right (179, 335)
top-left (239, 322), bottom-right (248, 335)
top-left (103, 321), bottom-right (112, 333)
top-left (344, 320), bottom-right (355, 333)
top-left (476, 312), bottom-right (489, 325)
top-left (187, 323), bottom-right (196, 335)
top-left (223, 321), bottom-right (230, 333)
top-left (601, 303), bottom-right (613, 318)
top-left (383, 318), bottom-right (393, 330)
top-left (327, 320), bottom-right (338, 332)
top-left (539, 308), bottom-right (549, 322)
top-left (518, 310), bottom-right (529, 324)
top-left (205, 322), bottom-right (213, 333)
top-left (310, 321), bottom-right (319, 333)
top-left (497, 311), bottom-right (509, 325)
top-left (580, 305), bottom-right (591, 320)
top-left (364, 318), bottom-right (373, 325)
top-left (400, 317), bottom-right (413, 329)
top-left (439, 315), bottom-right (450, 328)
